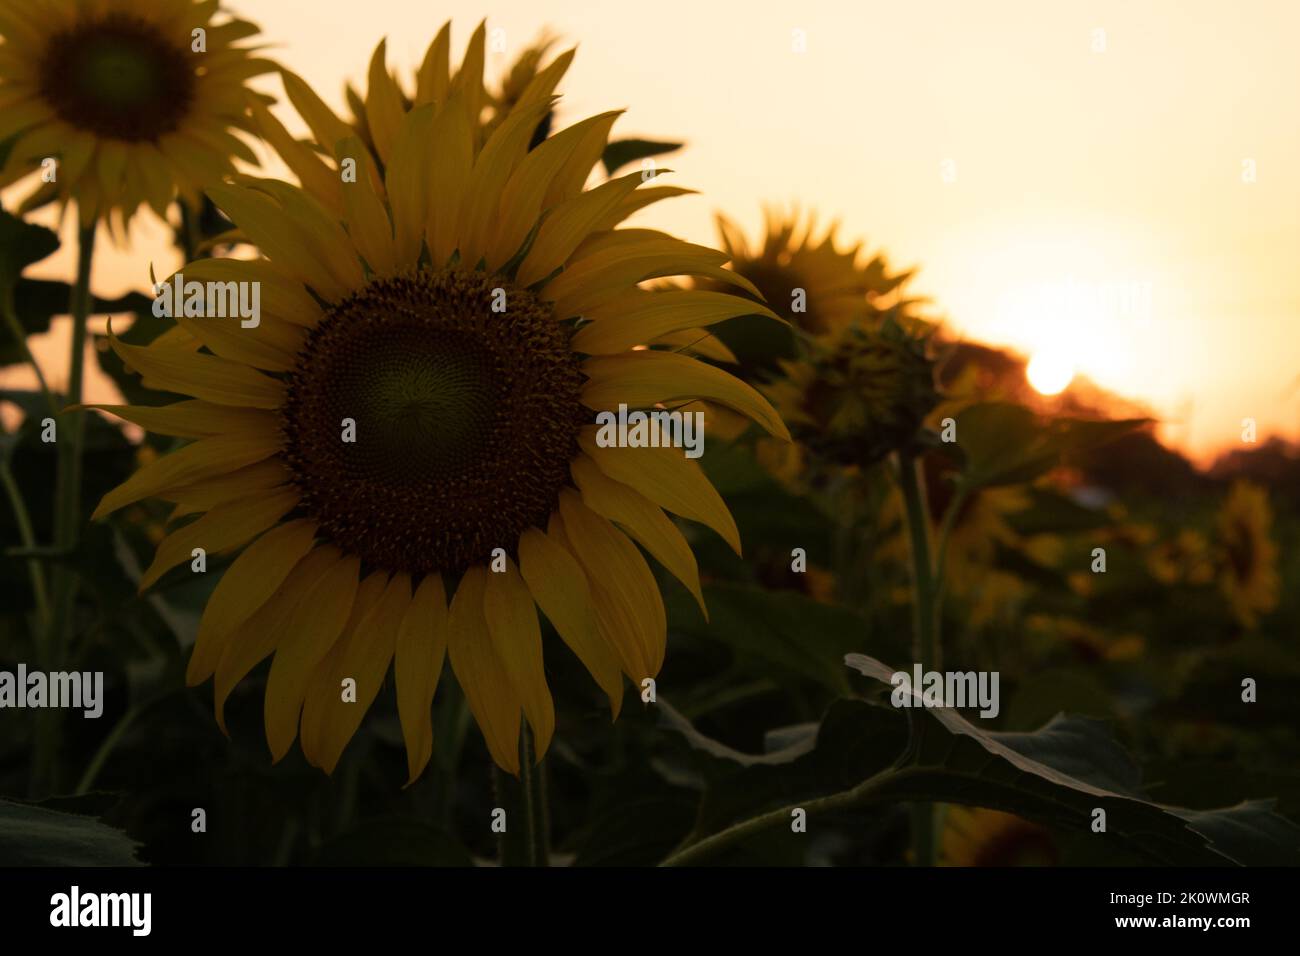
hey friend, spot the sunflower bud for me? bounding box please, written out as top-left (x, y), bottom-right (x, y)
top-left (770, 316), bottom-right (940, 468)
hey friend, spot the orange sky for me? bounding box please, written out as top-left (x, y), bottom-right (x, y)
top-left (7, 0), bottom-right (1299, 464)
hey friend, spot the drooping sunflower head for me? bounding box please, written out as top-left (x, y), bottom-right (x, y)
top-left (88, 57), bottom-right (788, 781)
top-left (766, 314), bottom-right (940, 470)
top-left (700, 207), bottom-right (916, 367)
top-left (1214, 481), bottom-right (1280, 629)
top-left (0, 0), bottom-right (274, 228)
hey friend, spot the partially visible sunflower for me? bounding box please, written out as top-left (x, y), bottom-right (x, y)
top-left (764, 315), bottom-right (941, 476)
top-left (1214, 481), bottom-right (1279, 629)
top-left (85, 71), bottom-right (788, 781)
top-left (1146, 528), bottom-right (1214, 587)
top-left (269, 20), bottom-right (570, 186)
top-left (0, 0), bottom-right (273, 228)
top-left (941, 807), bottom-right (1058, 866)
top-left (704, 208), bottom-right (916, 368)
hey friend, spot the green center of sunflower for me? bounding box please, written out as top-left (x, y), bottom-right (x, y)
top-left (280, 268), bottom-right (587, 577)
top-left (38, 14), bottom-right (196, 142)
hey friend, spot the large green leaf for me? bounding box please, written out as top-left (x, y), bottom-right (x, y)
top-left (0, 207), bottom-right (59, 293)
top-left (0, 798), bottom-right (142, 866)
top-left (844, 653), bottom-right (1300, 865)
top-left (952, 401), bottom-right (1147, 491)
top-left (3, 277), bottom-right (155, 369)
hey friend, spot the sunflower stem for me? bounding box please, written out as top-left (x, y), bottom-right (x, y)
top-left (36, 222), bottom-right (96, 797)
top-left (491, 725), bottom-right (550, 866)
top-left (1, 286), bottom-right (59, 420)
top-left (659, 767), bottom-right (907, 867)
top-left (896, 450), bottom-right (939, 867)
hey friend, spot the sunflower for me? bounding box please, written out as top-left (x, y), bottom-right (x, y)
top-left (0, 0), bottom-right (273, 228)
top-left (84, 81), bottom-right (788, 781)
top-left (941, 807), bottom-right (1058, 866)
top-left (1214, 481), bottom-right (1279, 628)
top-left (703, 208), bottom-right (916, 368)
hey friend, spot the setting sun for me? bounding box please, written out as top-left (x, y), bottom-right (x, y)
top-left (1027, 351), bottom-right (1076, 395)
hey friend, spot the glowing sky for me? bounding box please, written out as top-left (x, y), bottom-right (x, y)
top-left (8, 0), bottom-right (1299, 463)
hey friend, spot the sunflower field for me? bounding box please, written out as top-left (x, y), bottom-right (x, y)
top-left (1, 4), bottom-right (1298, 874)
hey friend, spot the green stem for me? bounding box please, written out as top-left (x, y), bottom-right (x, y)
top-left (74, 695), bottom-right (156, 795)
top-left (492, 725), bottom-right (550, 866)
top-left (36, 222), bottom-right (95, 797)
top-left (1, 287), bottom-right (58, 420)
top-left (931, 485), bottom-right (968, 623)
top-left (0, 457), bottom-right (51, 633)
top-left (660, 768), bottom-right (904, 867)
top-left (896, 450), bottom-right (938, 866)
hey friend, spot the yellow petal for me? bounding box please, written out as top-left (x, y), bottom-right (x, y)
top-left (592, 185), bottom-right (696, 233)
top-left (555, 489), bottom-right (666, 678)
top-left (517, 527), bottom-right (623, 716)
top-left (264, 552), bottom-right (363, 763)
top-left (582, 350), bottom-right (789, 440)
top-left (311, 573), bottom-right (410, 774)
top-left (574, 289), bottom-right (780, 355)
top-left (447, 566), bottom-right (521, 774)
top-left (334, 136), bottom-right (397, 276)
top-left (516, 171), bottom-right (647, 287)
top-left (394, 573), bottom-right (449, 784)
top-left (653, 329), bottom-right (739, 364)
top-left (449, 21), bottom-right (486, 143)
top-left (176, 258), bottom-right (322, 328)
top-left (250, 98), bottom-right (341, 216)
top-left (482, 561), bottom-right (555, 759)
top-left (108, 333), bottom-right (285, 408)
top-left (385, 105), bottom-right (436, 265)
top-left (364, 39), bottom-right (405, 166)
top-left (413, 22), bottom-right (451, 106)
top-left (545, 238), bottom-right (761, 317)
top-left (72, 401), bottom-right (276, 439)
top-left (456, 98), bottom-right (552, 268)
top-left (206, 183), bottom-right (352, 303)
top-left (166, 459), bottom-right (290, 517)
top-left (579, 426), bottom-right (741, 554)
top-left (94, 432), bottom-right (282, 520)
top-left (212, 544), bottom-right (338, 732)
top-left (187, 519), bottom-right (317, 685)
top-left (298, 570), bottom-right (388, 767)
top-left (425, 91), bottom-right (473, 268)
top-left (172, 308), bottom-right (304, 373)
top-left (280, 68), bottom-right (354, 154)
top-left (488, 111), bottom-right (622, 269)
top-left (138, 488), bottom-right (299, 591)
top-left (570, 454), bottom-right (706, 617)
top-left (514, 47), bottom-right (574, 110)
top-left (237, 177), bottom-right (365, 293)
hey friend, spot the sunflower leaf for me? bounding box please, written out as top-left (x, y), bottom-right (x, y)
top-left (0, 798), bottom-right (142, 866)
top-left (601, 138), bottom-right (683, 176)
top-left (951, 401), bottom-right (1148, 491)
top-left (844, 652), bottom-right (1300, 865)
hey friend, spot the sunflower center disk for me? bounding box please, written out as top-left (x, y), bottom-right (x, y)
top-left (281, 269), bottom-right (586, 577)
top-left (39, 14), bottom-right (195, 141)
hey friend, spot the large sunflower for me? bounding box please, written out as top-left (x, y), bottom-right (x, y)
top-left (0, 0), bottom-right (273, 228)
top-left (1215, 481), bottom-right (1279, 629)
top-left (85, 79), bottom-right (788, 780)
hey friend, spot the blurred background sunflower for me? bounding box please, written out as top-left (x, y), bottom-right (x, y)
top-left (0, 0), bottom-right (274, 229)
